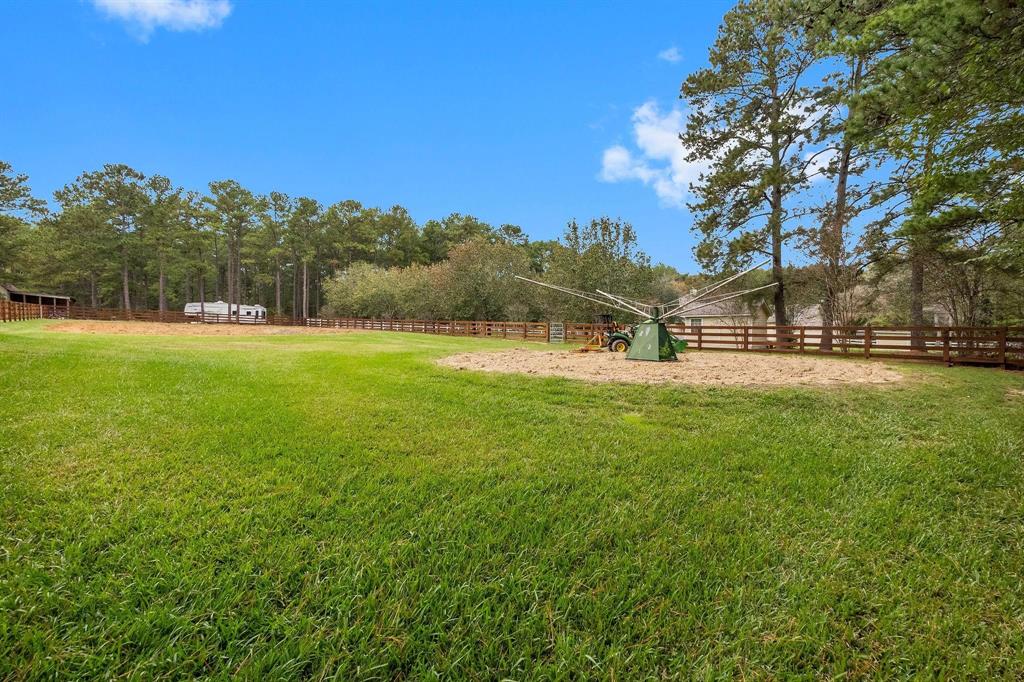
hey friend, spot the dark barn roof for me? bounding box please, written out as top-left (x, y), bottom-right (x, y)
top-left (1, 283), bottom-right (74, 304)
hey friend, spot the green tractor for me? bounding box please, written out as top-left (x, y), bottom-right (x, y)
top-left (607, 328), bottom-right (633, 353)
top-left (514, 259), bottom-right (775, 362)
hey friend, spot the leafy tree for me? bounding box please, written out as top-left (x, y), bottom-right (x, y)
top-left (324, 262), bottom-right (434, 320)
top-left (843, 0), bottom-right (1024, 337)
top-left (141, 175), bottom-right (182, 312)
top-left (287, 197), bottom-right (323, 318)
top-left (856, 0), bottom-right (1024, 270)
top-left (54, 164), bottom-right (148, 310)
top-left (259, 191), bottom-right (294, 315)
top-left (681, 0), bottom-right (821, 324)
top-left (433, 239), bottom-right (533, 320)
top-left (496, 223), bottom-right (528, 246)
top-left (418, 213), bottom-right (495, 263)
top-left (523, 239), bottom-right (558, 275)
top-left (205, 180), bottom-right (263, 321)
top-left (799, 0), bottom-right (894, 347)
top-left (178, 191), bottom-right (214, 313)
top-left (543, 217), bottom-right (653, 321)
top-left (0, 161), bottom-right (46, 217)
top-left (372, 205), bottom-right (419, 269)
top-left (25, 206), bottom-right (112, 306)
top-left (322, 199), bottom-right (371, 269)
top-left (0, 161), bottom-right (47, 278)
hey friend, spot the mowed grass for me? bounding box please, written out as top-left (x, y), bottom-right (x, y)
top-left (1, 321), bottom-right (1023, 679)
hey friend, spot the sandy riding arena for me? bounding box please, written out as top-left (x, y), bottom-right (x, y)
top-left (47, 321), bottom-right (362, 336)
top-left (439, 348), bottom-right (905, 387)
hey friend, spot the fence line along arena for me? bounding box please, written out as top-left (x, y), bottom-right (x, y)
top-left (2, 298), bottom-right (1021, 370)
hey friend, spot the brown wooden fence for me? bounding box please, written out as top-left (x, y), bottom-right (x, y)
top-left (2, 302), bottom-right (1021, 368)
top-left (0, 300), bottom-right (50, 322)
top-left (658, 323), bottom-right (1024, 369)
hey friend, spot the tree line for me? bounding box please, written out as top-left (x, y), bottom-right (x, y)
top-left (681, 0), bottom-right (1023, 328)
top-left (0, 161), bottom-right (526, 317)
top-left (0, 160), bottom-right (667, 321)
top-left (2, 0), bottom-right (1022, 327)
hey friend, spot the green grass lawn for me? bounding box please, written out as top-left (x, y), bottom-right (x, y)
top-left (2, 321), bottom-right (1023, 679)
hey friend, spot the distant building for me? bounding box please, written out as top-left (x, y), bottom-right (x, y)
top-left (792, 301), bottom-right (953, 327)
top-left (1, 283), bottom-right (74, 309)
top-left (674, 297), bottom-right (771, 328)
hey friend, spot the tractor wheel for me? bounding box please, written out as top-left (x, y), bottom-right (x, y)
top-left (609, 338), bottom-right (630, 353)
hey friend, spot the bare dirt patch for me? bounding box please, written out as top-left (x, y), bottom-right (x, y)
top-left (47, 321), bottom-right (362, 337)
top-left (439, 348), bottom-right (905, 387)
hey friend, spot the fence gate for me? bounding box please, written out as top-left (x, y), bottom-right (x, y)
top-left (548, 322), bottom-right (565, 344)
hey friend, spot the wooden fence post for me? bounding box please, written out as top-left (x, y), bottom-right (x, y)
top-left (799, 327), bottom-right (806, 353)
top-left (697, 326), bottom-right (702, 350)
top-left (999, 326), bottom-right (1008, 369)
top-left (942, 328), bottom-right (950, 365)
top-left (864, 325), bottom-right (871, 359)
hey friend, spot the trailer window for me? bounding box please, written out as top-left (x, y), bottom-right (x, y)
top-left (689, 318), bottom-right (702, 327)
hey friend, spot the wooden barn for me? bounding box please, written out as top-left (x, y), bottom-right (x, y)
top-left (1, 283), bottom-right (74, 315)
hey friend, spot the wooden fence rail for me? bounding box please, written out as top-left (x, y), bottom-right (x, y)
top-left (658, 324), bottom-right (1024, 368)
top-left (0, 300), bottom-right (49, 322)
top-left (2, 302), bottom-right (1021, 368)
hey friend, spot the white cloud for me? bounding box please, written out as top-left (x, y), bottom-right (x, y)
top-left (803, 148), bottom-right (838, 183)
top-left (92, 0), bottom-right (232, 39)
top-left (657, 46), bottom-right (682, 63)
top-left (599, 101), bottom-right (705, 208)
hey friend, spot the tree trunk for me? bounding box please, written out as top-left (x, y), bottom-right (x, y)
top-left (314, 253), bottom-right (320, 316)
top-left (235, 238), bottom-right (243, 323)
top-left (275, 258), bottom-right (282, 315)
top-left (199, 274), bottom-right (205, 318)
top-left (766, 46), bottom-right (787, 328)
top-left (821, 58), bottom-right (861, 352)
top-left (909, 248), bottom-right (925, 325)
top-left (820, 294), bottom-right (835, 352)
top-left (226, 247), bottom-right (234, 315)
top-left (214, 235), bottom-right (222, 301)
top-left (302, 260), bottom-right (309, 319)
top-left (770, 183), bottom-right (787, 326)
top-left (158, 256), bottom-right (166, 313)
top-left (909, 139), bottom-right (936, 349)
top-left (909, 242), bottom-right (926, 349)
top-left (122, 254), bottom-right (131, 312)
top-left (821, 139), bottom-right (853, 351)
top-left (292, 250), bottom-right (300, 319)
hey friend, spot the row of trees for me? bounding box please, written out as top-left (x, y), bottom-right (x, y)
top-left (681, 0), bottom-right (1023, 329)
top-left (2, 0), bottom-right (1021, 328)
top-left (324, 218), bottom-right (675, 321)
top-left (0, 160), bottom-right (671, 321)
top-left (0, 161), bottom-right (546, 319)
top-left (2, 150), bottom-right (1019, 325)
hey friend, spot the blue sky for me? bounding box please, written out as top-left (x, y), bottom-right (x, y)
top-left (2, 0), bottom-right (734, 271)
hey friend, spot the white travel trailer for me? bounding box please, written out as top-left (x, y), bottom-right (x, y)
top-left (184, 301), bottom-right (268, 323)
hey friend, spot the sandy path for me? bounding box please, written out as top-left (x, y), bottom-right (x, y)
top-left (439, 347), bottom-right (905, 387)
top-left (47, 321), bottom-right (362, 336)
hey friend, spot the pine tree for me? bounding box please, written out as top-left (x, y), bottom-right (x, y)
top-left (681, 0), bottom-right (821, 324)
